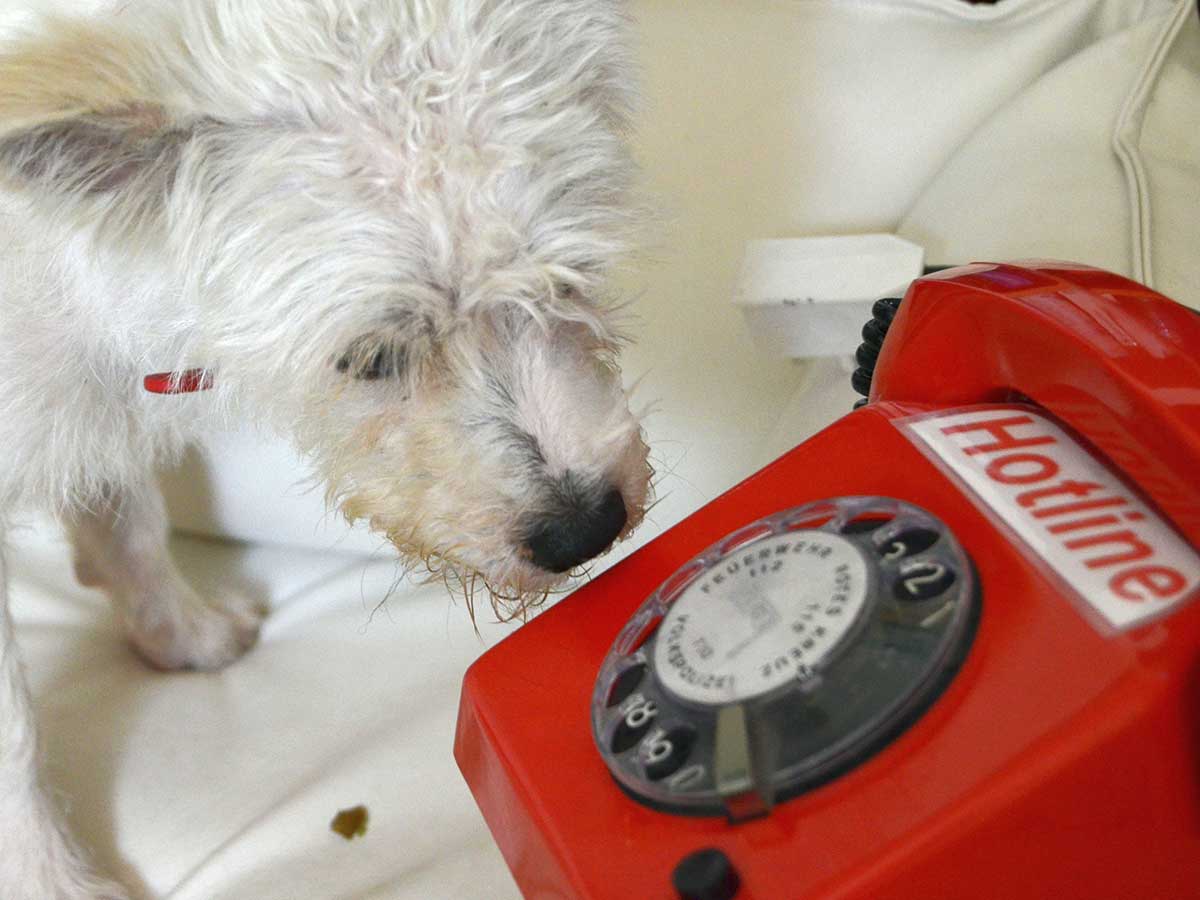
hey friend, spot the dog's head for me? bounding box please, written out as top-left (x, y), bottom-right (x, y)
top-left (0, 0), bottom-right (651, 607)
top-left (322, 303), bottom-right (652, 605)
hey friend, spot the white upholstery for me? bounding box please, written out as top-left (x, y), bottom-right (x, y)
top-left (8, 1), bottom-right (1197, 898)
top-left (900, 0), bottom-right (1200, 310)
top-left (11, 525), bottom-right (519, 899)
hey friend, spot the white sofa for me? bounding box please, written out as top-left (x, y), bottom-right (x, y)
top-left (7, 1), bottom-right (1196, 897)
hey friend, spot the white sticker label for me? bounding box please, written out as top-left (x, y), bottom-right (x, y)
top-left (653, 531), bottom-right (868, 705)
top-left (904, 406), bottom-right (1200, 630)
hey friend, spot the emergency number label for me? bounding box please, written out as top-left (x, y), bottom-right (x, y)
top-left (652, 532), bottom-right (868, 705)
top-left (903, 406), bottom-right (1200, 630)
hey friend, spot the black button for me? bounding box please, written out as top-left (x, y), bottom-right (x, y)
top-left (644, 725), bottom-right (697, 781)
top-left (606, 664), bottom-right (647, 708)
top-left (879, 527), bottom-right (940, 560)
top-left (673, 848), bottom-right (740, 900)
top-left (893, 561), bottom-right (956, 601)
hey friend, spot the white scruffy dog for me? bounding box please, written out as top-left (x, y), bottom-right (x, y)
top-left (0, 1), bottom-right (651, 895)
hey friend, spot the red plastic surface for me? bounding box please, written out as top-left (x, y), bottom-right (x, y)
top-left (455, 263), bottom-right (1200, 899)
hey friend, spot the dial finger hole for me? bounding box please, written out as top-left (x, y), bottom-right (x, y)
top-left (780, 501), bottom-right (839, 533)
top-left (616, 612), bottom-right (664, 656)
top-left (627, 616), bottom-right (664, 653)
top-left (841, 512), bottom-right (896, 535)
top-left (611, 695), bottom-right (659, 753)
top-left (642, 725), bottom-right (698, 781)
top-left (660, 561), bottom-right (707, 606)
top-left (606, 663), bottom-right (647, 708)
top-left (893, 561), bottom-right (956, 602)
top-left (878, 527), bottom-right (940, 561)
top-left (718, 524), bottom-right (773, 555)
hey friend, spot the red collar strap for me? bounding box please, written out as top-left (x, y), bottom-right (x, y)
top-left (143, 368), bottom-right (214, 394)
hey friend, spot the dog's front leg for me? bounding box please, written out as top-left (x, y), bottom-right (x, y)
top-left (65, 476), bottom-right (266, 671)
top-left (0, 535), bottom-right (130, 899)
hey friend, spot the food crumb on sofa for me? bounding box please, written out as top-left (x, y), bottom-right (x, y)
top-left (330, 805), bottom-right (369, 840)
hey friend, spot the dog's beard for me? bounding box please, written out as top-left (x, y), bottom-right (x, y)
top-left (343, 448), bottom-right (654, 627)
top-left (326, 412), bottom-right (655, 627)
top-left (381, 522), bottom-right (555, 626)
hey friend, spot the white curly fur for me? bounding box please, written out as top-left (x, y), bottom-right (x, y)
top-left (0, 1), bottom-right (649, 895)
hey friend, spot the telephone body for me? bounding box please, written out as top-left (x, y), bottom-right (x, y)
top-left (455, 262), bottom-right (1200, 899)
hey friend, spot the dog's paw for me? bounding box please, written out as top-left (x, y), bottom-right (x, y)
top-left (123, 582), bottom-right (268, 672)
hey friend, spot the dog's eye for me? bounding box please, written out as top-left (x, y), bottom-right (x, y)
top-left (555, 282), bottom-right (581, 301)
top-left (335, 345), bottom-right (404, 381)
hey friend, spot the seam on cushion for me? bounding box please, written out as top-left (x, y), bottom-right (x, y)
top-left (1112, 0), bottom-right (1193, 287)
top-left (892, 5), bottom-right (1173, 229)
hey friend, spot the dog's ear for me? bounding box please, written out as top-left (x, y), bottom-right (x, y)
top-left (0, 105), bottom-right (203, 197)
top-left (0, 20), bottom-right (201, 199)
top-left (335, 311), bottom-right (437, 385)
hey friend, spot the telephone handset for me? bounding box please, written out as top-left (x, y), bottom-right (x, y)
top-left (456, 262), bottom-right (1200, 900)
top-left (868, 263), bottom-right (1200, 543)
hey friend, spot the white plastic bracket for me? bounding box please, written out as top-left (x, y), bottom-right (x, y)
top-left (733, 234), bottom-right (926, 359)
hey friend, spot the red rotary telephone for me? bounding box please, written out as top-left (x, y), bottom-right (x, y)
top-left (455, 262), bottom-right (1200, 900)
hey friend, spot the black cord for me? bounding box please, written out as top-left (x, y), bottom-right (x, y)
top-left (850, 296), bottom-right (903, 409)
top-left (850, 266), bottom-right (957, 408)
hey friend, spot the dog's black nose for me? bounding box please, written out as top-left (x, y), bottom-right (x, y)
top-left (525, 487), bottom-right (628, 573)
